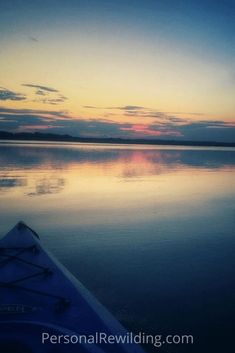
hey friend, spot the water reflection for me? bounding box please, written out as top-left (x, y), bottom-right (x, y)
top-left (0, 142), bottom-right (234, 241)
top-left (0, 177), bottom-right (27, 190)
top-left (0, 143), bottom-right (235, 169)
top-left (0, 142), bottom-right (235, 353)
top-left (0, 143), bottom-right (234, 196)
top-left (27, 177), bottom-right (65, 196)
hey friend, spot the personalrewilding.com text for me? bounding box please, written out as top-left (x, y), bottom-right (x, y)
top-left (42, 331), bottom-right (194, 349)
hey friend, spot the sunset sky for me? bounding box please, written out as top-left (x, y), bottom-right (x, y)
top-left (0, 0), bottom-right (235, 142)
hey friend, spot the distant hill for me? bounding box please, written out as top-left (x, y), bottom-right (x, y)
top-left (0, 130), bottom-right (234, 147)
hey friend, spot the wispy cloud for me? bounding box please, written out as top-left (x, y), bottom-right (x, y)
top-left (168, 112), bottom-right (204, 116)
top-left (35, 89), bottom-right (46, 96)
top-left (38, 96), bottom-right (68, 105)
top-left (83, 105), bottom-right (145, 111)
top-left (28, 36), bottom-right (38, 42)
top-left (83, 104), bottom-right (203, 123)
top-left (83, 105), bottom-right (99, 109)
top-left (112, 105), bottom-right (145, 111)
top-left (0, 107), bottom-right (68, 117)
top-left (22, 83), bottom-right (67, 105)
top-left (22, 84), bottom-right (59, 93)
top-left (0, 88), bottom-right (26, 101)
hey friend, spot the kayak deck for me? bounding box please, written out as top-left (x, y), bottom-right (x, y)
top-left (0, 222), bottom-right (145, 353)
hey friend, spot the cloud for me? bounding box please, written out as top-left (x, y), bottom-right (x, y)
top-left (114, 105), bottom-right (145, 111)
top-left (168, 112), bottom-right (204, 116)
top-left (35, 89), bottom-right (46, 96)
top-left (120, 123), bottom-right (181, 137)
top-left (28, 36), bottom-right (38, 42)
top-left (0, 107), bottom-right (68, 118)
top-left (37, 96), bottom-right (68, 105)
top-left (0, 107), bottom-right (72, 132)
top-left (0, 106), bottom-right (234, 142)
top-left (83, 105), bottom-right (202, 124)
top-left (119, 107), bottom-right (190, 125)
top-left (22, 84), bottom-right (59, 93)
top-left (175, 121), bottom-right (235, 142)
top-left (0, 107), bottom-right (131, 136)
top-left (0, 88), bottom-right (26, 101)
top-left (22, 83), bottom-right (67, 105)
top-left (83, 105), bottom-right (145, 111)
top-left (0, 84), bottom-right (67, 106)
top-left (83, 105), bottom-right (99, 109)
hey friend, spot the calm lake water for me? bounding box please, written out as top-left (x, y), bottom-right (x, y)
top-left (0, 141), bottom-right (235, 352)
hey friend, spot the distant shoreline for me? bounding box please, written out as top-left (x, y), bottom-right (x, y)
top-left (0, 130), bottom-right (234, 148)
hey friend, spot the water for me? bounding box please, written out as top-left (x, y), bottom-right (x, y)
top-left (0, 141), bottom-right (235, 352)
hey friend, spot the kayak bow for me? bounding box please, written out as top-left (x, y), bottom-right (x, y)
top-left (0, 222), bottom-right (145, 353)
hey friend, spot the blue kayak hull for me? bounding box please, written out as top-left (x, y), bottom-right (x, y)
top-left (0, 222), bottom-right (145, 353)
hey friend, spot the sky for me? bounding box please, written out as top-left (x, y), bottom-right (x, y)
top-left (0, 0), bottom-right (235, 142)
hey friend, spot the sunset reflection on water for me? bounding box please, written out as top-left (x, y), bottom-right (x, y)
top-left (0, 143), bottom-right (234, 228)
top-left (0, 142), bottom-right (235, 353)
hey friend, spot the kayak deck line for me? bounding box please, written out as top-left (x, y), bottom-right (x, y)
top-left (0, 229), bottom-right (71, 311)
top-left (0, 222), bottom-right (146, 353)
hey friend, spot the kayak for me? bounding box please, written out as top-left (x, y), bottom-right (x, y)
top-left (0, 222), bottom-right (145, 353)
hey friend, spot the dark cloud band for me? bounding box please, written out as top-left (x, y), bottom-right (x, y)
top-left (0, 107), bottom-right (234, 142)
